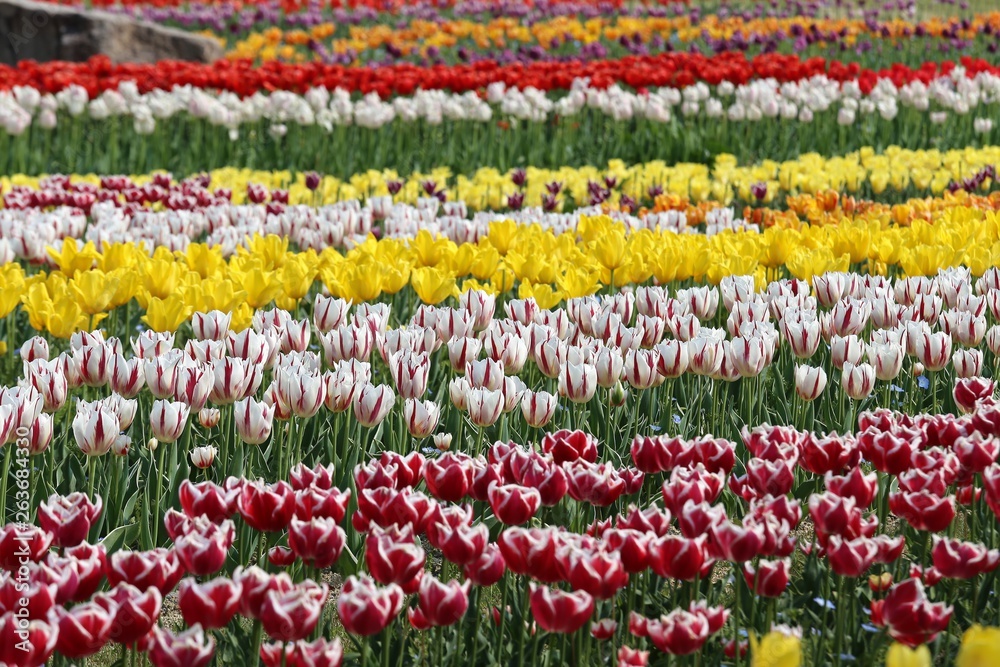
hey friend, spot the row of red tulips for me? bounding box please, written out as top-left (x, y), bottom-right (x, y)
top-left (6, 53), bottom-right (993, 98)
top-left (4, 404), bottom-right (1000, 665)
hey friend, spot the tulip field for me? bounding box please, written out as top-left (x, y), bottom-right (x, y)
top-left (6, 1), bottom-right (1000, 667)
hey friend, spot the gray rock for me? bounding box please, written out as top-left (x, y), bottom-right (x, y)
top-left (0, 0), bottom-right (223, 64)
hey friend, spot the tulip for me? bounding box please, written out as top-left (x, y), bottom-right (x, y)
top-left (408, 576), bottom-right (471, 628)
top-left (366, 525), bottom-right (425, 592)
top-left (95, 583), bottom-right (162, 646)
top-left (0, 613), bottom-right (58, 666)
top-left (931, 537), bottom-right (1000, 580)
top-left (559, 361), bottom-right (598, 403)
top-left (37, 492), bottom-right (102, 548)
top-left (687, 336), bottom-right (723, 376)
top-left (618, 646), bottom-right (650, 667)
top-left (560, 546), bottom-right (629, 599)
top-left (542, 429), bottom-right (599, 464)
top-left (208, 356), bottom-right (257, 404)
top-left (953, 348), bottom-right (984, 379)
top-left (529, 583), bottom-right (594, 634)
top-left (177, 577), bottom-right (242, 629)
top-left (646, 609), bottom-right (710, 655)
top-left (648, 535), bottom-right (708, 581)
top-left (488, 482), bottom-right (541, 525)
top-left (288, 517), bottom-right (346, 570)
top-left (868, 342), bottom-right (905, 381)
top-left (260, 580), bottom-right (330, 642)
top-left (234, 397), bottom-right (275, 445)
top-left (782, 318), bottom-right (821, 359)
top-left (463, 543), bottom-right (506, 587)
top-left (749, 628), bottom-right (802, 667)
top-left (841, 362), bottom-right (875, 400)
top-left (954, 377), bottom-right (995, 413)
top-left (353, 383), bottom-right (396, 428)
top-left (174, 518), bottom-right (234, 575)
top-left (73, 404), bottom-right (120, 456)
top-left (260, 638), bottom-right (344, 667)
top-left (238, 480), bottom-right (295, 532)
top-left (465, 386), bottom-right (503, 426)
top-left (915, 330), bottom-right (953, 372)
top-left (742, 558), bottom-right (791, 597)
top-left (882, 579), bottom-right (953, 647)
top-left (889, 490), bottom-right (955, 533)
top-left (52, 602), bottom-right (115, 659)
top-left (591, 619), bottom-right (617, 641)
top-left (655, 339), bottom-right (689, 378)
top-left (149, 399), bottom-right (190, 443)
top-left (337, 574), bottom-right (405, 636)
top-left (148, 624), bottom-right (216, 667)
top-left (107, 548), bottom-right (184, 595)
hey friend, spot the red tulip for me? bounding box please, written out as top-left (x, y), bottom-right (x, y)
top-left (294, 486), bottom-right (351, 523)
top-left (648, 535), bottom-right (708, 581)
top-left (559, 545), bottom-right (629, 600)
top-left (953, 432), bottom-right (1000, 473)
top-left (260, 638), bottom-right (344, 667)
top-left (260, 580), bottom-right (329, 642)
top-left (463, 543), bottom-right (506, 587)
top-left (95, 583), bottom-right (162, 646)
top-left (857, 426), bottom-right (918, 475)
top-left (799, 433), bottom-right (858, 475)
top-left (645, 609), bottom-right (709, 655)
top-left (541, 429), bottom-right (599, 464)
top-left (234, 567), bottom-right (294, 619)
top-left (408, 576), bottom-right (471, 628)
top-left (0, 612), bottom-right (57, 667)
top-left (0, 524), bottom-right (52, 570)
top-left (289, 462), bottom-right (336, 491)
top-left (617, 505), bottom-right (672, 537)
top-left (826, 535), bottom-right (880, 578)
top-left (178, 479), bottom-right (238, 523)
top-left (676, 500), bottom-right (726, 538)
top-left (708, 521), bottom-right (764, 562)
top-left (604, 528), bottom-right (651, 573)
top-left (354, 487), bottom-right (436, 533)
top-left (590, 618), bottom-right (617, 640)
top-left (288, 517), bottom-right (347, 569)
top-left (873, 535), bottom-right (906, 564)
top-left (52, 601), bottom-right (114, 659)
top-left (808, 491), bottom-right (873, 543)
top-left (881, 578), bottom-right (953, 647)
top-left (37, 492), bottom-right (102, 548)
top-left (565, 461), bottom-right (626, 506)
top-left (889, 490), bottom-right (955, 532)
top-left (618, 646), bottom-right (650, 667)
top-left (427, 507), bottom-right (488, 566)
top-left (954, 377), bottom-right (995, 413)
top-left (824, 467), bottom-right (878, 507)
top-left (174, 518), bottom-right (234, 576)
top-left (931, 536), bottom-right (1000, 579)
top-left (661, 465), bottom-right (724, 515)
top-left (488, 482), bottom-right (541, 525)
top-left (64, 542), bottom-right (107, 601)
top-left (177, 576), bottom-right (242, 629)
top-left (424, 453), bottom-right (474, 502)
top-left (366, 525), bottom-right (425, 593)
top-left (0, 576), bottom-right (55, 620)
top-left (107, 548), bottom-right (184, 595)
top-left (268, 546), bottom-right (296, 568)
top-left (529, 583), bottom-right (594, 634)
top-left (148, 624), bottom-right (216, 667)
top-left (337, 574), bottom-right (405, 636)
top-left (518, 457), bottom-right (569, 506)
top-left (238, 480), bottom-right (295, 532)
top-left (497, 527), bottom-right (561, 582)
top-left (742, 558), bottom-right (790, 597)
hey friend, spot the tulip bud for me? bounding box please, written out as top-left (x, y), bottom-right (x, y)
top-left (198, 408), bottom-right (221, 429)
top-left (609, 381), bottom-right (628, 408)
top-left (190, 446), bottom-right (217, 469)
top-left (433, 433), bottom-right (453, 452)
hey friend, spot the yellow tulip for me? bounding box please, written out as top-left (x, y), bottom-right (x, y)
top-left (750, 629), bottom-right (801, 667)
top-left (235, 264), bottom-right (284, 309)
top-left (142, 295), bottom-right (194, 333)
top-left (956, 625), bottom-right (1000, 667)
top-left (69, 270), bottom-right (119, 316)
top-left (410, 266), bottom-right (458, 305)
top-left (279, 256), bottom-right (318, 301)
top-left (48, 239), bottom-right (99, 277)
top-left (885, 643), bottom-right (931, 667)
